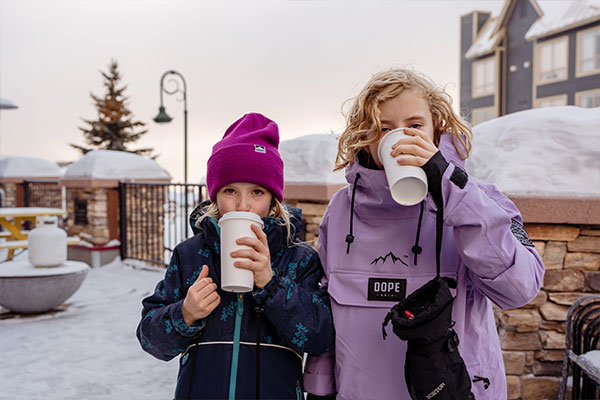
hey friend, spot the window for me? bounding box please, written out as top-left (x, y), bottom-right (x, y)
top-left (536, 36), bottom-right (568, 83)
top-left (535, 94), bottom-right (567, 108)
top-left (576, 89), bottom-right (600, 108)
top-left (471, 107), bottom-right (496, 125)
top-left (472, 57), bottom-right (496, 98)
top-left (577, 27), bottom-right (600, 76)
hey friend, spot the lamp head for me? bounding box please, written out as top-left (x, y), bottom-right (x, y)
top-left (153, 106), bottom-right (172, 123)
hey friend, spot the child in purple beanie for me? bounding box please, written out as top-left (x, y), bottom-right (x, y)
top-left (137, 112), bottom-right (334, 400)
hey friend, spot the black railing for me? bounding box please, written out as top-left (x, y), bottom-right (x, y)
top-left (119, 182), bottom-right (206, 266)
top-left (23, 180), bottom-right (64, 209)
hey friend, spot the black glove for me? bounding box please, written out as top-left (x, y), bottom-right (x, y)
top-left (383, 277), bottom-right (474, 400)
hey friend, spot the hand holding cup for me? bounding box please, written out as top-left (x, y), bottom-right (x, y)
top-left (389, 127), bottom-right (438, 167)
top-left (231, 223), bottom-right (273, 289)
top-left (378, 128), bottom-right (434, 206)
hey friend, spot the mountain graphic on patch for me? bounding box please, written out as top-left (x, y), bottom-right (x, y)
top-left (254, 145), bottom-right (266, 153)
top-left (371, 252), bottom-right (408, 266)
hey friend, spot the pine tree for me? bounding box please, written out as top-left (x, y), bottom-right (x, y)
top-left (71, 60), bottom-right (156, 158)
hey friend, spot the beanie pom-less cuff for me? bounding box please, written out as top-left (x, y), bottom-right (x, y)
top-left (206, 143), bottom-right (284, 202)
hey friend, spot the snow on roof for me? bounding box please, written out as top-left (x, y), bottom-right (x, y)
top-left (465, 106), bottom-right (600, 197)
top-left (466, 15), bottom-right (503, 59)
top-left (526, 0), bottom-right (600, 40)
top-left (0, 156), bottom-right (61, 178)
top-left (64, 150), bottom-right (170, 180)
top-left (280, 134), bottom-right (346, 185)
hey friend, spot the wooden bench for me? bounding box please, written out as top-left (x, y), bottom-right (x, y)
top-left (0, 230), bottom-right (29, 239)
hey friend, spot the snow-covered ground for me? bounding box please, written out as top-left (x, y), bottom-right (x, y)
top-left (0, 254), bottom-right (179, 400)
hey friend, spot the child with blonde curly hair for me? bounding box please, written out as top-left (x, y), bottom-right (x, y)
top-left (304, 69), bottom-right (544, 400)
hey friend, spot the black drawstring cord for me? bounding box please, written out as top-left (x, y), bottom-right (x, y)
top-left (345, 173), bottom-right (361, 254)
top-left (411, 201), bottom-right (424, 265)
top-left (255, 306), bottom-right (264, 400)
top-left (382, 312), bottom-right (392, 340)
top-left (435, 199), bottom-right (444, 279)
top-left (186, 345), bottom-right (199, 399)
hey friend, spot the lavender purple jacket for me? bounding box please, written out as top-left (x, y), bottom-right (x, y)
top-left (303, 133), bottom-right (544, 400)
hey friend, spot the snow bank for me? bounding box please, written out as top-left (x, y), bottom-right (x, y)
top-left (465, 106), bottom-right (600, 197)
top-left (0, 155), bottom-right (61, 178)
top-left (64, 150), bottom-right (170, 180)
top-left (280, 134), bottom-right (346, 185)
top-left (0, 256), bottom-right (179, 399)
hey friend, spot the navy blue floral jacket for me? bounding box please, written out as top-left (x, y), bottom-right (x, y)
top-left (136, 205), bottom-right (334, 400)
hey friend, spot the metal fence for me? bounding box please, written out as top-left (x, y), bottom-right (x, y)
top-left (119, 182), bottom-right (206, 265)
top-left (24, 180), bottom-right (64, 209)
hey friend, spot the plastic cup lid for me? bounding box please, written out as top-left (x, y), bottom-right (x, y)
top-left (218, 211), bottom-right (264, 228)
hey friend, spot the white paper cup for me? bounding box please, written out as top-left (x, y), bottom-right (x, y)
top-left (218, 211), bottom-right (265, 293)
top-left (377, 128), bottom-right (428, 206)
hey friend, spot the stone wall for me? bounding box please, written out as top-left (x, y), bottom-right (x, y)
top-left (0, 183), bottom-right (18, 207)
top-left (285, 200), bottom-right (328, 248)
top-left (66, 187), bottom-right (112, 244)
top-left (500, 224), bottom-right (600, 400)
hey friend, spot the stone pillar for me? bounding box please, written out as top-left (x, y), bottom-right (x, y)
top-left (283, 183), bottom-right (345, 248)
top-left (0, 180), bottom-right (20, 207)
top-left (61, 178), bottom-right (170, 266)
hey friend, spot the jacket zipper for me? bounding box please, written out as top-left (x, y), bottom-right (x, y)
top-left (228, 293), bottom-right (244, 400)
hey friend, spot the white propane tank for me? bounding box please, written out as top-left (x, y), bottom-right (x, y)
top-left (28, 216), bottom-right (67, 267)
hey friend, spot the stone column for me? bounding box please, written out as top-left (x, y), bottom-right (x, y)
top-left (283, 183), bottom-right (345, 248)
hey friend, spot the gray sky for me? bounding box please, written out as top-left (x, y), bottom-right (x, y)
top-left (0, 0), bottom-right (571, 183)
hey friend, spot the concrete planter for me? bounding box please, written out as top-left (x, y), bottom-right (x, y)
top-left (0, 260), bottom-right (89, 313)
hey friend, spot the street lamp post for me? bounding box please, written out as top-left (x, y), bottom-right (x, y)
top-left (153, 70), bottom-right (188, 183)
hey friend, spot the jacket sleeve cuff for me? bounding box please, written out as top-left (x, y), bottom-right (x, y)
top-left (422, 151), bottom-right (449, 207)
top-left (169, 301), bottom-right (206, 337)
top-left (304, 352), bottom-right (337, 396)
top-left (252, 269), bottom-right (283, 305)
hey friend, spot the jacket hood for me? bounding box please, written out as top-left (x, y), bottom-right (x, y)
top-left (437, 131), bottom-right (467, 170)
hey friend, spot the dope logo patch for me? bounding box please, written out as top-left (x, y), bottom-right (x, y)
top-left (368, 277), bottom-right (406, 301)
top-left (254, 144), bottom-right (266, 153)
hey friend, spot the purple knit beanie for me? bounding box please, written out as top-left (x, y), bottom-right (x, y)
top-left (206, 113), bottom-right (284, 202)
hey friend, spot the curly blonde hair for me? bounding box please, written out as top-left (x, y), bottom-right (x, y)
top-left (335, 68), bottom-right (472, 171)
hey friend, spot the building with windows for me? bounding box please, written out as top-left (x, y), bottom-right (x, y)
top-left (460, 0), bottom-right (600, 125)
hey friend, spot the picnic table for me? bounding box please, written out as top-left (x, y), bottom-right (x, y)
top-left (0, 207), bottom-right (79, 260)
